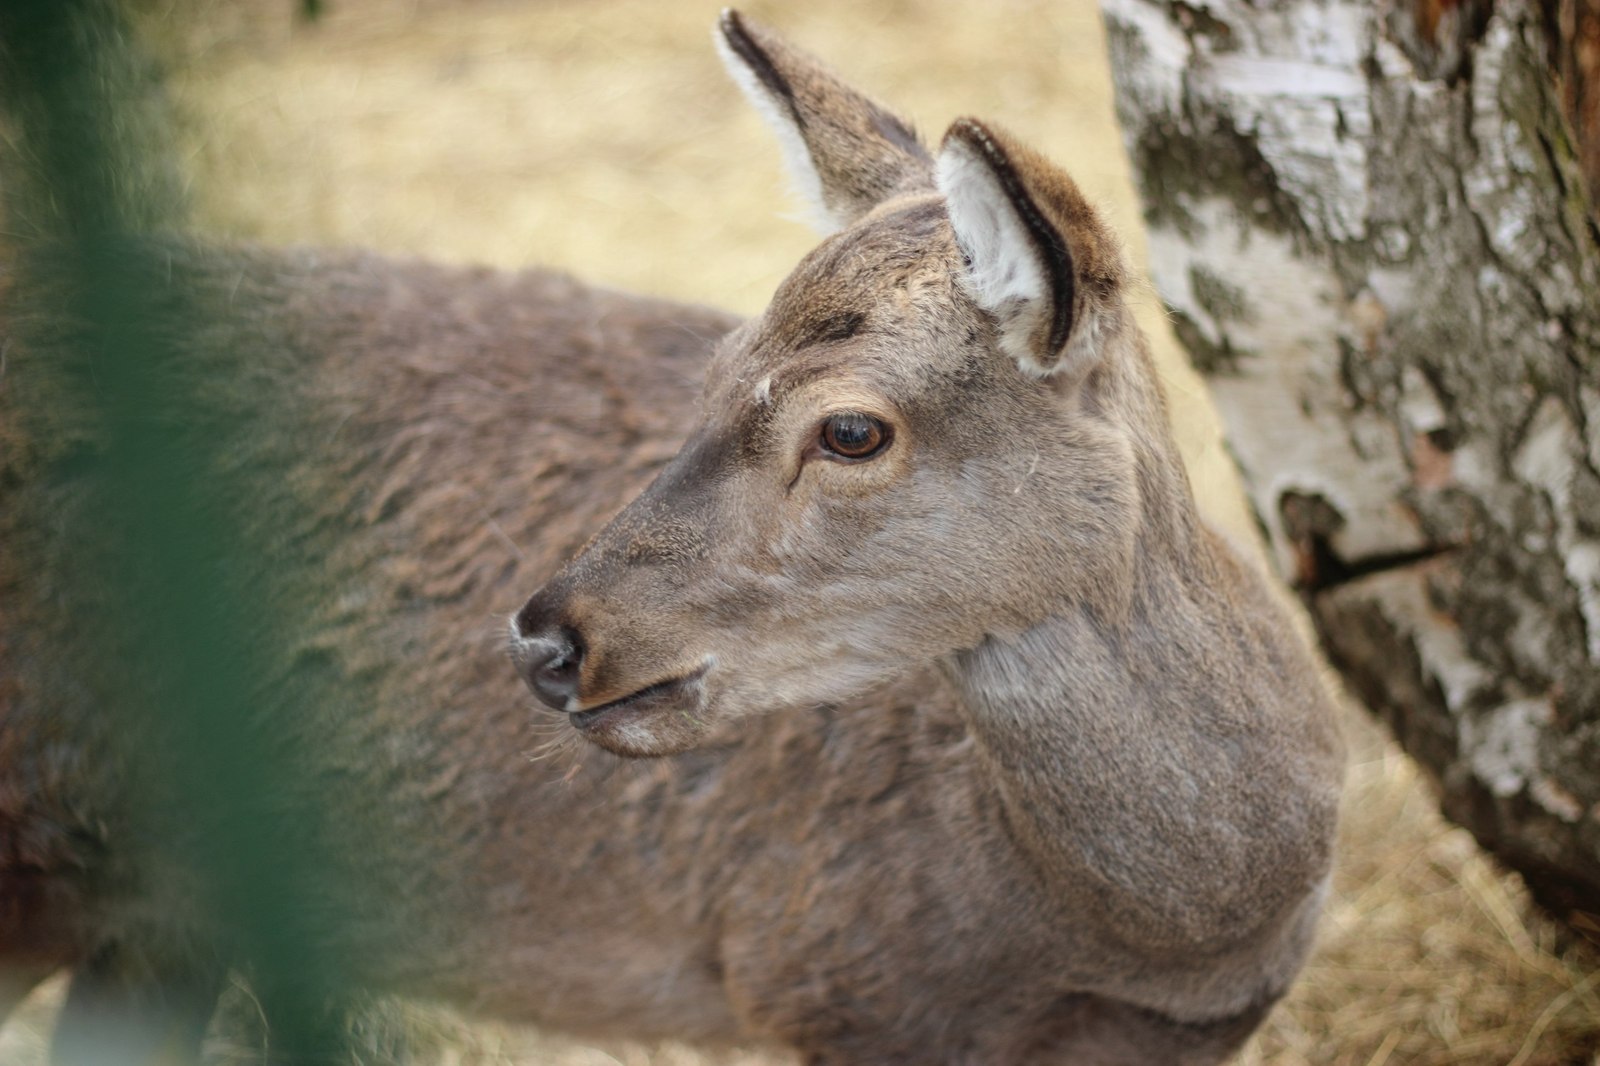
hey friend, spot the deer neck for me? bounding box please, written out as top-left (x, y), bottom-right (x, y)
top-left (940, 438), bottom-right (1277, 935)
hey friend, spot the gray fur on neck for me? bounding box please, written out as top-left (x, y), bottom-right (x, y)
top-left (945, 533), bottom-right (1338, 1021)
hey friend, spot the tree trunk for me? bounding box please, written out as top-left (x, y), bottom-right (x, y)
top-left (1103, 0), bottom-right (1600, 926)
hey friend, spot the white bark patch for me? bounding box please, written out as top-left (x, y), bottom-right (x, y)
top-left (1145, 200), bottom-right (1422, 573)
top-left (1506, 399), bottom-right (1600, 662)
top-left (1463, 697), bottom-right (1553, 799)
top-left (1105, 0), bottom-right (1373, 240)
top-left (1101, 0), bottom-right (1190, 114)
top-left (1584, 386), bottom-right (1600, 472)
top-left (1398, 366), bottom-right (1448, 438)
top-left (1530, 778), bottom-right (1586, 823)
top-left (1329, 565), bottom-right (1491, 711)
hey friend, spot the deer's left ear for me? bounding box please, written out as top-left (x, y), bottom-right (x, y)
top-left (716, 9), bottom-right (933, 233)
top-left (937, 119), bottom-right (1124, 380)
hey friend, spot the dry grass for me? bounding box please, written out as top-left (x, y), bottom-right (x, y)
top-left (3, 0), bottom-right (1597, 1062)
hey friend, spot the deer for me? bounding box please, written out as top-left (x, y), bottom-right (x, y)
top-left (0, 11), bottom-right (1343, 1065)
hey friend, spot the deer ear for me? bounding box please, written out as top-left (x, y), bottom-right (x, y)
top-left (937, 119), bottom-right (1123, 379)
top-left (716, 9), bottom-right (933, 233)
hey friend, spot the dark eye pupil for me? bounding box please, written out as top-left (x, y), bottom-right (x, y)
top-left (822, 413), bottom-right (887, 459)
top-left (834, 418), bottom-right (870, 446)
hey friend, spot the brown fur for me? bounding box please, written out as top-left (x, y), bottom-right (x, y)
top-left (0, 13), bottom-right (1343, 1064)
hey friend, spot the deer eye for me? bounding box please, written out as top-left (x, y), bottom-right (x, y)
top-left (820, 413), bottom-right (890, 460)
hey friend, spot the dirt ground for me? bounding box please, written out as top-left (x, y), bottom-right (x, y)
top-left (4, 0), bottom-right (1598, 1062)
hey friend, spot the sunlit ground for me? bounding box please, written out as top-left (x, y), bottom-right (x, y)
top-left (4, 0), bottom-right (1597, 1062)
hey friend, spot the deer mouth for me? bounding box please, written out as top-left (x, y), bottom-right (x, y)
top-left (568, 663), bottom-right (711, 736)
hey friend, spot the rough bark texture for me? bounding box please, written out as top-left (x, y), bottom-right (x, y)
top-left (1104, 0), bottom-right (1600, 926)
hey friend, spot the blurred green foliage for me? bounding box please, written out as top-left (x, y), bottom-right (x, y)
top-left (0, 1), bottom-right (350, 1060)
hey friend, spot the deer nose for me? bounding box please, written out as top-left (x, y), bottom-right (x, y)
top-left (515, 628), bottom-right (584, 711)
top-left (513, 599), bottom-right (585, 711)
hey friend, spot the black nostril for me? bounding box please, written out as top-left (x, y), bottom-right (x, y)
top-left (519, 628), bottom-right (584, 711)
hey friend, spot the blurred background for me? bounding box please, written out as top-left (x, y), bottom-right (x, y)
top-left (1, 0), bottom-right (1596, 1063)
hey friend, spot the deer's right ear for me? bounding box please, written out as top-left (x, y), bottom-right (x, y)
top-left (937, 119), bottom-right (1124, 381)
top-left (715, 10), bottom-right (933, 233)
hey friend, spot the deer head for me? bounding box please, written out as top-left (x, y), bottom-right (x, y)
top-left (511, 10), bottom-right (1160, 757)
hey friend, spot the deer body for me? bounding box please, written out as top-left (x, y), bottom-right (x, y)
top-left (0, 13), bottom-right (1342, 1064)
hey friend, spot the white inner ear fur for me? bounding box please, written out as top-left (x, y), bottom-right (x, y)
top-left (936, 138), bottom-right (1060, 378)
top-left (714, 30), bottom-right (842, 235)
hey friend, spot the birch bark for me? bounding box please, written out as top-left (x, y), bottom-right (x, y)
top-left (1104, 0), bottom-right (1600, 923)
